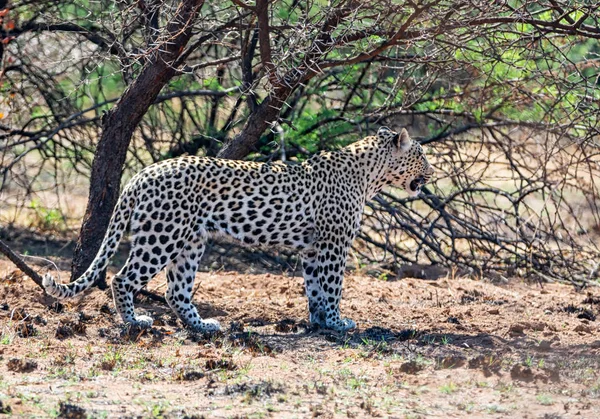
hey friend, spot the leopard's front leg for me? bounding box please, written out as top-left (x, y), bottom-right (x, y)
top-left (301, 250), bottom-right (326, 327)
top-left (304, 240), bottom-right (356, 333)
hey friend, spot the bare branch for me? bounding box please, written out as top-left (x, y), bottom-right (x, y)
top-left (0, 240), bottom-right (44, 290)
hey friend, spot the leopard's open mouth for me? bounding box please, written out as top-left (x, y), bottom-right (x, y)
top-left (409, 176), bottom-right (426, 192)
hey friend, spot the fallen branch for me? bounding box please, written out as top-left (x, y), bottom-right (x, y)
top-left (0, 239), bottom-right (45, 291)
top-left (139, 289), bottom-right (167, 304)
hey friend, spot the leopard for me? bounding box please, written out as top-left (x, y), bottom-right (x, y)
top-left (43, 126), bottom-right (434, 333)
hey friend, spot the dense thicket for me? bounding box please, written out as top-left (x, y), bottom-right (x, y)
top-left (1, 1), bottom-right (599, 284)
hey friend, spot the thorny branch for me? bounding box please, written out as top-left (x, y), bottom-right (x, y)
top-left (1, 0), bottom-right (599, 286)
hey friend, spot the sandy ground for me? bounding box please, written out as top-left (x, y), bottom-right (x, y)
top-left (1, 258), bottom-right (600, 418)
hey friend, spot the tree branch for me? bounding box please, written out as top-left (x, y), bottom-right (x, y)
top-left (0, 240), bottom-right (44, 291)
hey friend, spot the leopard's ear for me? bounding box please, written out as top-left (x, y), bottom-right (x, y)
top-left (392, 128), bottom-right (411, 152)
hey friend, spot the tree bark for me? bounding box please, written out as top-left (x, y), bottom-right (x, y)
top-left (0, 0), bottom-right (9, 63)
top-left (71, 0), bottom-right (205, 284)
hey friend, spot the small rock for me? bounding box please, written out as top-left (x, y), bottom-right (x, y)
top-left (538, 340), bottom-right (553, 350)
top-left (509, 324), bottom-right (525, 335)
top-left (510, 365), bottom-right (534, 382)
top-left (574, 324), bottom-right (592, 334)
top-left (468, 356), bottom-right (484, 369)
top-left (446, 316), bottom-right (461, 324)
top-left (0, 400), bottom-right (11, 414)
top-left (523, 321), bottom-right (546, 331)
top-left (479, 336), bottom-right (495, 346)
top-left (275, 319), bottom-right (298, 333)
top-left (78, 312), bottom-right (94, 322)
top-left (15, 323), bottom-right (36, 338)
top-left (229, 321), bottom-right (244, 333)
top-left (398, 361), bottom-right (424, 374)
top-left (33, 315), bottom-right (47, 325)
top-left (48, 301), bottom-right (64, 313)
top-left (7, 358), bottom-right (37, 373)
top-left (57, 402), bottom-right (86, 419)
top-left (577, 311), bottom-right (596, 321)
top-left (55, 319), bottom-right (86, 339)
top-left (437, 356), bottom-right (466, 369)
top-left (488, 308), bottom-right (500, 315)
top-left (152, 318), bottom-right (165, 326)
top-left (205, 359), bottom-right (237, 371)
top-left (562, 304), bottom-right (596, 321)
top-left (175, 369), bottom-right (205, 381)
top-left (468, 355), bottom-right (501, 375)
top-left (99, 304), bottom-right (114, 315)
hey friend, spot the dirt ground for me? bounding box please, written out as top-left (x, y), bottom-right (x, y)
top-left (1, 255), bottom-right (600, 418)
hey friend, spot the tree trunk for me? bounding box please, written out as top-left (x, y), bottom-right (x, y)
top-left (217, 94), bottom-right (287, 160)
top-left (71, 0), bottom-right (205, 283)
top-left (0, 0), bottom-right (8, 63)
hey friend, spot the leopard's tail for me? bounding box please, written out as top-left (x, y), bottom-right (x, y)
top-left (42, 186), bottom-right (136, 299)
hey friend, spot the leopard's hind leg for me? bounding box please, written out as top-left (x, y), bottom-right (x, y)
top-left (164, 232), bottom-right (220, 333)
top-left (111, 217), bottom-right (189, 328)
top-left (111, 251), bottom-right (166, 328)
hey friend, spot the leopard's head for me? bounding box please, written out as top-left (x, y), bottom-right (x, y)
top-left (378, 126), bottom-right (434, 197)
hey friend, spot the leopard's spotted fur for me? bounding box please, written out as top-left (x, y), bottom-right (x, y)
top-left (43, 127), bottom-right (434, 332)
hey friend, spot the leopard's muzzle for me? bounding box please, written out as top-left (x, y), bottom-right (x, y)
top-left (409, 176), bottom-right (427, 193)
